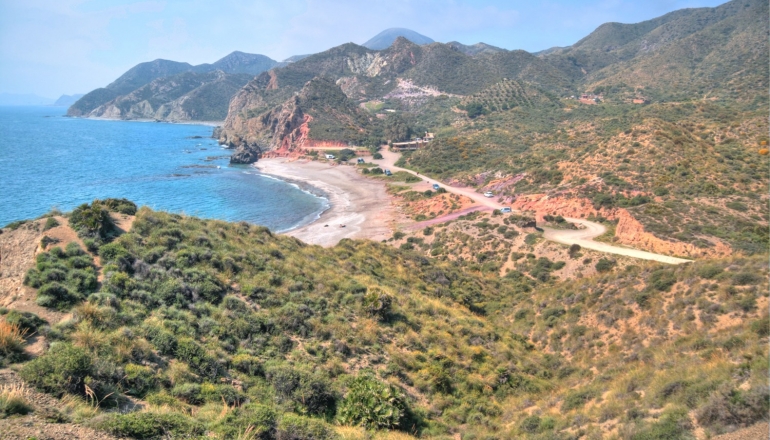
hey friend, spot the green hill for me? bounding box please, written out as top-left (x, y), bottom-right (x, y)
top-left (1, 201), bottom-right (766, 439)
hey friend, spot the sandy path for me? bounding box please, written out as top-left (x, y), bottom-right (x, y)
top-left (254, 159), bottom-right (395, 247)
top-left (542, 219), bottom-right (692, 265)
top-left (375, 149), bottom-right (692, 265)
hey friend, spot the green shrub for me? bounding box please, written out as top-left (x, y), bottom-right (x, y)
top-left (36, 283), bottom-right (82, 309)
top-left (696, 264), bottom-right (723, 279)
top-left (696, 387), bottom-right (770, 431)
top-left (562, 389), bottom-right (596, 411)
top-left (337, 373), bottom-right (410, 430)
top-left (4, 310), bottom-right (46, 332)
top-left (595, 258), bottom-right (617, 273)
top-left (362, 290), bottom-right (392, 321)
top-left (123, 364), bottom-right (157, 398)
top-left (277, 413), bottom-right (338, 440)
top-left (100, 198), bottom-right (138, 215)
top-left (649, 269), bottom-right (677, 291)
top-left (210, 403), bottom-right (276, 439)
top-left (43, 217), bottom-right (60, 231)
top-left (20, 343), bottom-right (92, 396)
top-left (91, 411), bottom-right (205, 439)
top-left (732, 272), bottom-right (761, 286)
top-left (69, 201), bottom-right (115, 239)
top-left (631, 406), bottom-right (692, 440)
top-left (373, 153), bottom-right (383, 159)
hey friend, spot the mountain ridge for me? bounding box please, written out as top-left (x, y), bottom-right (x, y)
top-left (68, 51), bottom-right (279, 120)
top-left (362, 27), bottom-right (435, 50)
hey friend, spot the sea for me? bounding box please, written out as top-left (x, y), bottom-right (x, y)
top-left (0, 106), bottom-right (328, 231)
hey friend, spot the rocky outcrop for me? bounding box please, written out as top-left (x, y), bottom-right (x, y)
top-left (229, 142), bottom-right (262, 164)
top-left (220, 77), bottom-right (368, 156)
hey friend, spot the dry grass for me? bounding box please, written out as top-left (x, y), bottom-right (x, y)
top-left (335, 426), bottom-right (419, 440)
top-left (0, 382), bottom-right (32, 417)
top-left (0, 320), bottom-right (28, 354)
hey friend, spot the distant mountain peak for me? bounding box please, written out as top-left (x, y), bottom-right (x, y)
top-left (446, 41), bottom-right (506, 56)
top-left (363, 28), bottom-right (434, 50)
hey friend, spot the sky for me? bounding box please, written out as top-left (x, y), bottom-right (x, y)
top-left (0, 0), bottom-right (728, 99)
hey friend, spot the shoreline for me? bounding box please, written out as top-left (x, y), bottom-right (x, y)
top-left (254, 158), bottom-right (396, 247)
top-left (66, 115), bottom-right (223, 127)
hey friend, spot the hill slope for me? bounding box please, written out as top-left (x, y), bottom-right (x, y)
top-left (0, 201), bottom-right (766, 439)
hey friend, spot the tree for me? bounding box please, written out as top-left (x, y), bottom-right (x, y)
top-left (385, 115), bottom-right (411, 142)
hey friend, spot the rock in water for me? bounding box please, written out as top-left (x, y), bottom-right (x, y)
top-left (229, 143), bottom-right (261, 164)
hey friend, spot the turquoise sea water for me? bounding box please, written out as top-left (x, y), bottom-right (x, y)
top-left (0, 106), bottom-right (328, 231)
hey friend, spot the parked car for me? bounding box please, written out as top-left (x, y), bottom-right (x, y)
top-left (432, 183), bottom-right (440, 190)
top-left (357, 157), bottom-right (365, 163)
top-left (384, 169), bottom-right (392, 176)
top-left (500, 207), bottom-right (512, 213)
top-left (325, 154), bottom-right (335, 159)
top-left (484, 191), bottom-right (494, 197)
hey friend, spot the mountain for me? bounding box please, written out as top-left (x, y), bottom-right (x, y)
top-left (0, 93), bottom-right (54, 106)
top-left (446, 41), bottom-right (506, 56)
top-left (362, 27), bottom-right (434, 50)
top-left (219, 36), bottom-right (574, 156)
top-left (282, 54), bottom-right (313, 63)
top-left (77, 71), bottom-right (253, 121)
top-left (52, 94), bottom-right (84, 107)
top-left (68, 52), bottom-right (278, 121)
top-left (193, 51), bottom-right (278, 75)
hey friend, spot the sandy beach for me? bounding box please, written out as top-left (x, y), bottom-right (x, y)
top-left (254, 158), bottom-right (397, 247)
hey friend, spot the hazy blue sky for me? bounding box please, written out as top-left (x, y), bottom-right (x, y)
top-left (0, 0), bottom-right (727, 98)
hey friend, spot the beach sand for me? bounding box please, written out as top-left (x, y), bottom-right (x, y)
top-left (254, 158), bottom-right (396, 247)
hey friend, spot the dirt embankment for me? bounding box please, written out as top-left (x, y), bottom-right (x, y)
top-left (511, 194), bottom-right (731, 259)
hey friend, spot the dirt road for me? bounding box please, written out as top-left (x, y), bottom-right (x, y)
top-left (374, 149), bottom-right (692, 265)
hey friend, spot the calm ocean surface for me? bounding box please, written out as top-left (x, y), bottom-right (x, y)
top-left (0, 106), bottom-right (328, 231)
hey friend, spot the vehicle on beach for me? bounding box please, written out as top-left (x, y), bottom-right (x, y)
top-left (325, 154), bottom-right (335, 159)
top-left (484, 191), bottom-right (494, 197)
top-left (385, 169), bottom-right (392, 176)
top-left (432, 183), bottom-right (440, 190)
top-left (500, 207), bottom-right (512, 213)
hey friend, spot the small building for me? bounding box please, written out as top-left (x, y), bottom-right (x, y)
top-left (391, 139), bottom-right (430, 151)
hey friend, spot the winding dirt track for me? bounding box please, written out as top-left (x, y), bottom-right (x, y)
top-left (376, 149), bottom-right (692, 265)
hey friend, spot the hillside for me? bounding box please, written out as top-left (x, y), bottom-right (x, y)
top-left (68, 52), bottom-right (278, 121)
top-left (0, 201), bottom-right (766, 439)
top-left (219, 37), bottom-right (574, 153)
top-left (387, 0), bottom-right (769, 257)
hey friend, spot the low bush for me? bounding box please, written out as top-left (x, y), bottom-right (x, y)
top-left (277, 414), bottom-right (339, 440)
top-left (20, 343), bottom-right (92, 396)
top-left (697, 387), bottom-right (770, 431)
top-left (91, 411), bottom-right (205, 439)
top-left (43, 217), bottom-right (59, 231)
top-left (4, 310), bottom-right (46, 332)
top-left (337, 373), bottom-right (411, 430)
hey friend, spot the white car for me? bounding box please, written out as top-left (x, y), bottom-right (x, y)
top-left (484, 191), bottom-right (494, 198)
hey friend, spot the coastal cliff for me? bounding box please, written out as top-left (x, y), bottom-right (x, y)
top-left (219, 77), bottom-right (370, 162)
